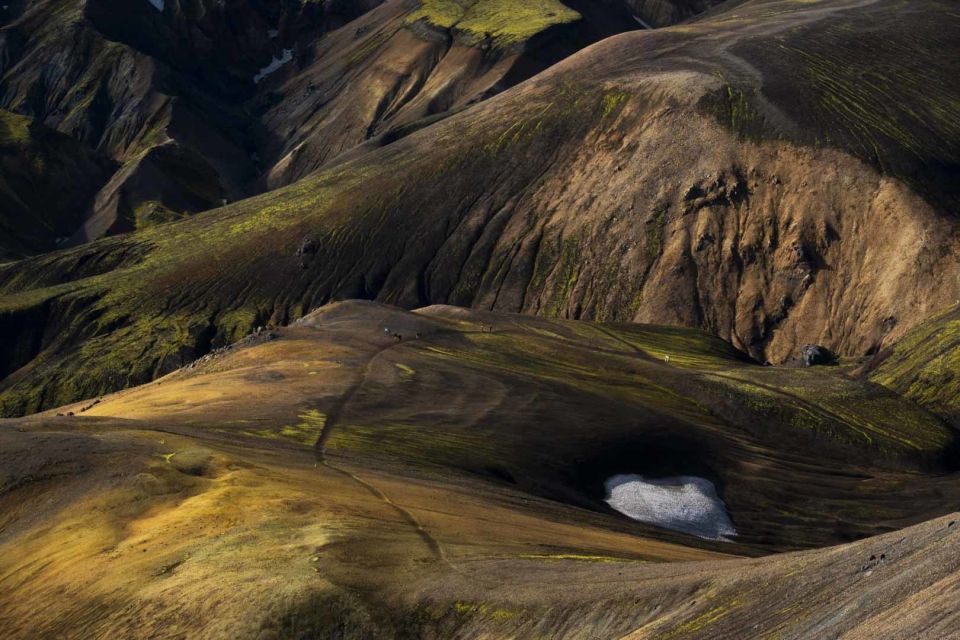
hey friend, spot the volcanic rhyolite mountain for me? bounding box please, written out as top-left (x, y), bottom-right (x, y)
top-left (2, 0), bottom-right (960, 637)
top-left (0, 0), bottom-right (645, 245)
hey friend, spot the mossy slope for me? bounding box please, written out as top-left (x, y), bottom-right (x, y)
top-left (697, 0), bottom-right (960, 213)
top-left (407, 0), bottom-right (581, 48)
top-left (71, 300), bottom-right (960, 550)
top-left (867, 305), bottom-right (960, 423)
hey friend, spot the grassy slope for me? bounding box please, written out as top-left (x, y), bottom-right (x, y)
top-left (52, 300), bottom-right (959, 550)
top-left (3, 302), bottom-right (960, 637)
top-left (2, 415), bottom-right (958, 637)
top-left (867, 305), bottom-right (960, 423)
top-left (408, 0), bottom-right (582, 47)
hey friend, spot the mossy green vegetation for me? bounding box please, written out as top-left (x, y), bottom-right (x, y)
top-left (518, 553), bottom-right (635, 563)
top-left (645, 202), bottom-right (668, 261)
top-left (452, 601), bottom-right (517, 621)
top-left (601, 91), bottom-right (630, 119)
top-left (662, 596), bottom-right (744, 638)
top-left (869, 306), bottom-right (960, 420)
top-left (705, 367), bottom-right (953, 456)
top-left (699, 2), bottom-right (960, 212)
top-left (598, 322), bottom-right (750, 370)
top-left (247, 410), bottom-right (327, 445)
top-left (543, 235), bottom-right (581, 317)
top-left (697, 84), bottom-right (766, 142)
top-left (407, 0), bottom-right (581, 48)
top-left (134, 201), bottom-right (187, 229)
top-left (0, 111), bottom-right (32, 146)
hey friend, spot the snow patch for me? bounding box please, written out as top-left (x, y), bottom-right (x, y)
top-left (254, 49), bottom-right (293, 84)
top-left (268, 29), bottom-right (280, 39)
top-left (632, 14), bottom-right (653, 29)
top-left (147, 0), bottom-right (164, 12)
top-left (604, 474), bottom-right (736, 541)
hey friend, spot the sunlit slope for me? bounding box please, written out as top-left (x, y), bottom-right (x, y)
top-left (407, 0), bottom-right (581, 48)
top-left (56, 301), bottom-right (960, 550)
top-left (2, 302), bottom-right (960, 638)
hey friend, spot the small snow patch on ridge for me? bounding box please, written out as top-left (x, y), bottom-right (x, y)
top-left (604, 474), bottom-right (736, 541)
top-left (254, 49), bottom-right (293, 84)
top-left (147, 0), bottom-right (163, 12)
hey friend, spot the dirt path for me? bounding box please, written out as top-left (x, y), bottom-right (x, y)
top-left (699, 0), bottom-right (884, 135)
top-left (311, 336), bottom-right (456, 568)
top-left (313, 339), bottom-right (400, 461)
top-left (319, 460), bottom-right (452, 566)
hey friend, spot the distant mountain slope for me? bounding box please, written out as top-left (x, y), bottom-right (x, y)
top-left (0, 0), bottom-right (644, 251)
top-left (0, 0), bottom-right (958, 415)
top-left (0, 109), bottom-right (109, 260)
top-left (0, 0), bottom-right (282, 242)
top-left (254, 0), bottom-right (640, 187)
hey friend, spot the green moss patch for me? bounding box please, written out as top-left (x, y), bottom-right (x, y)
top-left (407, 0), bottom-right (581, 48)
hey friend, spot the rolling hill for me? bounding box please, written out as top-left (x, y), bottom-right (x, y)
top-left (1, 0), bottom-right (960, 637)
top-left (2, 301), bottom-right (959, 638)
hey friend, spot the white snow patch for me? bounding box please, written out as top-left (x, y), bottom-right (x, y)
top-left (147, 0), bottom-right (164, 12)
top-left (268, 29), bottom-right (280, 39)
top-left (604, 474), bottom-right (736, 541)
top-left (632, 14), bottom-right (654, 29)
top-left (254, 49), bottom-right (293, 84)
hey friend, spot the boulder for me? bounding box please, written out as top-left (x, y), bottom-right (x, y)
top-left (800, 344), bottom-right (835, 366)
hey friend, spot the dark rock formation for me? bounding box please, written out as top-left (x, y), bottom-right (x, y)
top-left (801, 344), bottom-right (836, 367)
